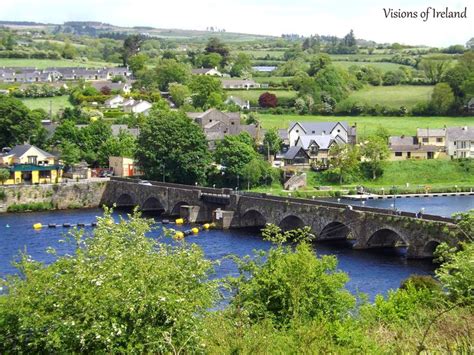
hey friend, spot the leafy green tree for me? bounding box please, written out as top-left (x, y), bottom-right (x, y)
top-left (263, 128), bottom-right (283, 156)
top-left (0, 168), bottom-right (10, 185)
top-left (241, 157), bottom-right (272, 190)
top-left (205, 37), bottom-right (229, 64)
top-left (230, 53), bottom-right (252, 77)
top-left (214, 133), bottom-right (258, 187)
top-left (189, 75), bottom-right (225, 108)
top-left (197, 53), bottom-right (222, 68)
top-left (59, 140), bottom-right (81, 166)
top-left (168, 83), bottom-right (191, 107)
top-left (420, 57), bottom-right (451, 84)
top-left (154, 59), bottom-right (191, 91)
top-left (0, 96), bottom-right (40, 148)
top-left (327, 144), bottom-right (361, 184)
top-left (128, 53), bottom-right (149, 74)
top-left (0, 209), bottom-right (218, 352)
top-left (62, 39), bottom-right (77, 59)
top-left (308, 54), bottom-right (332, 76)
top-left (122, 34), bottom-right (143, 66)
top-left (430, 82), bottom-right (455, 114)
top-left (98, 131), bottom-right (137, 167)
top-left (136, 110), bottom-right (211, 184)
top-left (360, 135), bottom-right (389, 179)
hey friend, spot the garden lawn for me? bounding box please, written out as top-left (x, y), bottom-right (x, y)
top-left (20, 95), bottom-right (72, 114)
top-left (347, 85), bottom-right (434, 108)
top-left (0, 58), bottom-right (118, 69)
top-left (259, 114), bottom-right (473, 137)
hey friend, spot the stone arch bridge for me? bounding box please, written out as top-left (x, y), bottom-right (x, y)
top-left (101, 178), bottom-right (463, 259)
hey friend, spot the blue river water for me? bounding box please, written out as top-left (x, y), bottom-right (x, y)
top-left (0, 207), bottom-right (441, 300)
top-left (340, 195), bottom-right (474, 218)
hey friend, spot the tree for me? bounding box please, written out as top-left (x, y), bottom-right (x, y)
top-left (214, 133), bottom-right (258, 187)
top-left (263, 128), bottom-right (283, 157)
top-left (0, 209), bottom-right (217, 352)
top-left (258, 92), bottom-right (278, 108)
top-left (168, 83), bottom-right (191, 107)
top-left (230, 53), bottom-right (252, 77)
top-left (189, 75), bottom-right (225, 108)
top-left (0, 168), bottom-right (10, 185)
top-left (154, 59), bottom-right (191, 91)
top-left (360, 135), bottom-right (389, 179)
top-left (136, 110), bottom-right (211, 185)
top-left (327, 144), bottom-right (361, 184)
top-left (59, 140), bottom-right (81, 166)
top-left (343, 29), bottom-right (357, 47)
top-left (128, 53), bottom-right (149, 74)
top-left (308, 54), bottom-right (332, 76)
top-left (197, 53), bottom-right (222, 68)
top-left (62, 39), bottom-right (77, 59)
top-left (100, 86), bottom-right (111, 95)
top-left (205, 37), bottom-right (229, 64)
top-left (420, 58), bottom-right (451, 84)
top-left (0, 96), bottom-right (40, 148)
top-left (241, 157), bottom-right (271, 189)
top-left (122, 34), bottom-right (143, 66)
top-left (97, 130), bottom-right (137, 167)
top-left (430, 83), bottom-right (455, 114)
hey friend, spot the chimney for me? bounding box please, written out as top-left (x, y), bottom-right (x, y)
top-left (2, 147), bottom-right (11, 153)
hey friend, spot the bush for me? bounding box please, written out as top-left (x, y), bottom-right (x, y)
top-left (7, 201), bottom-right (54, 212)
top-left (259, 92), bottom-right (278, 108)
top-left (400, 275), bottom-right (442, 293)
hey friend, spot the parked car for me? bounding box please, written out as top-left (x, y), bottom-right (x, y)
top-left (139, 180), bottom-right (152, 186)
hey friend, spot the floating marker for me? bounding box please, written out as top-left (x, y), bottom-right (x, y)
top-left (91, 222), bottom-right (97, 227)
top-left (174, 231), bottom-right (184, 239)
top-left (175, 218), bottom-right (184, 225)
top-left (77, 223), bottom-right (85, 227)
top-left (48, 224), bottom-right (57, 228)
top-left (33, 223), bottom-right (42, 230)
top-left (192, 227), bottom-right (199, 235)
top-left (162, 219), bottom-right (170, 225)
top-left (5, 224), bottom-right (10, 228)
top-left (63, 223), bottom-right (71, 228)
top-left (203, 223), bottom-right (210, 230)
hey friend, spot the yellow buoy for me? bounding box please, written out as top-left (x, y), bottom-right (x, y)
top-left (191, 227), bottom-right (199, 235)
top-left (174, 231), bottom-right (184, 239)
top-left (203, 223), bottom-right (210, 230)
top-left (175, 218), bottom-right (184, 225)
top-left (33, 223), bottom-right (42, 230)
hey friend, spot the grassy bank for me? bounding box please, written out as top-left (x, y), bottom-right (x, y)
top-left (7, 201), bottom-right (54, 213)
top-left (259, 113), bottom-right (473, 136)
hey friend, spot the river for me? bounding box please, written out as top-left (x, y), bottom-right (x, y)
top-left (0, 206), bottom-right (442, 300)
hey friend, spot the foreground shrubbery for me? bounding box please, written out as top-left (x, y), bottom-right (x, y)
top-left (0, 209), bottom-right (472, 353)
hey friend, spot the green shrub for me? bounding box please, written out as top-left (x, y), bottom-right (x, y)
top-left (7, 201), bottom-right (54, 212)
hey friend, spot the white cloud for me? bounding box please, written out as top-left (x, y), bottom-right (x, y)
top-left (1, 0), bottom-right (471, 46)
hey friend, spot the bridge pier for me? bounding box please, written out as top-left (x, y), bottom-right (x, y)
top-left (212, 209), bottom-right (234, 229)
top-left (179, 205), bottom-right (212, 223)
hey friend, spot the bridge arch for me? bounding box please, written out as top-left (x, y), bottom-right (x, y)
top-left (367, 228), bottom-right (408, 249)
top-left (279, 214), bottom-right (305, 231)
top-left (423, 240), bottom-right (441, 257)
top-left (170, 201), bottom-right (191, 216)
top-left (141, 197), bottom-right (165, 212)
top-left (319, 221), bottom-right (352, 240)
top-left (116, 193), bottom-right (136, 208)
top-left (240, 209), bottom-right (267, 228)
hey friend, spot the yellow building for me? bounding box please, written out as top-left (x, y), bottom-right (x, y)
top-left (388, 136), bottom-right (447, 161)
top-left (109, 156), bottom-right (142, 177)
top-left (0, 144), bottom-right (63, 185)
top-left (416, 128), bottom-right (446, 147)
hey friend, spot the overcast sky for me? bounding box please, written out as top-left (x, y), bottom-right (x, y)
top-left (2, 0), bottom-right (472, 46)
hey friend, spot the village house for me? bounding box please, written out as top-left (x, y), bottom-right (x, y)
top-left (225, 95), bottom-right (250, 110)
top-left (221, 78), bottom-right (260, 90)
top-left (416, 128), bottom-right (446, 147)
top-left (0, 144), bottom-right (63, 185)
top-left (123, 100), bottom-right (153, 114)
top-left (109, 156), bottom-right (142, 177)
top-left (295, 134), bottom-right (344, 167)
top-left (446, 126), bottom-right (474, 159)
top-left (91, 81), bottom-right (132, 94)
top-left (104, 95), bottom-right (125, 108)
top-left (288, 121), bottom-right (357, 147)
top-left (191, 67), bottom-right (222, 76)
top-left (388, 136), bottom-right (446, 160)
top-left (186, 108), bottom-right (258, 149)
top-left (281, 146), bottom-right (311, 167)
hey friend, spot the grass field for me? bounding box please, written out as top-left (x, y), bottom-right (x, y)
top-left (240, 50), bottom-right (285, 59)
top-left (20, 96), bottom-right (72, 114)
top-left (259, 113), bottom-right (474, 137)
top-left (253, 76), bottom-right (293, 84)
top-left (333, 61), bottom-right (412, 72)
top-left (0, 58), bottom-right (118, 69)
top-left (226, 89), bottom-right (297, 104)
top-left (347, 85), bottom-right (434, 108)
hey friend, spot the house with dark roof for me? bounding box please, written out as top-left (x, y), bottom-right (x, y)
top-left (295, 134), bottom-right (344, 167)
top-left (282, 146), bottom-right (310, 166)
top-left (288, 121), bottom-right (356, 147)
top-left (90, 80), bottom-right (132, 94)
top-left (0, 144), bottom-right (62, 184)
top-left (186, 109), bottom-right (258, 148)
top-left (416, 128), bottom-right (446, 147)
top-left (225, 95), bottom-right (250, 109)
top-left (221, 79), bottom-right (260, 89)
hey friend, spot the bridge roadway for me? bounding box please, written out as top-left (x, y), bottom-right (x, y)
top-left (101, 178), bottom-right (463, 258)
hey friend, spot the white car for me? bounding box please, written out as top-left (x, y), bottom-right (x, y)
top-left (139, 180), bottom-right (152, 186)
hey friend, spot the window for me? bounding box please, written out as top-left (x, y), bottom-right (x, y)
top-left (209, 119), bottom-right (212, 122)
top-left (337, 129), bottom-right (340, 133)
top-left (231, 122), bottom-right (235, 125)
top-left (395, 152), bottom-right (402, 157)
top-left (422, 138), bottom-right (428, 143)
top-left (407, 152), bottom-right (411, 158)
top-left (296, 129), bottom-right (299, 133)
top-left (312, 130), bottom-right (315, 134)
top-left (436, 138), bottom-right (443, 143)
top-left (27, 156), bottom-right (37, 165)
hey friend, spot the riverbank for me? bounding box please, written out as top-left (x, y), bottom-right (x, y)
top-left (0, 181), bottom-right (107, 213)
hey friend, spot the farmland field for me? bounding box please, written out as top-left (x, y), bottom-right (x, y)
top-left (333, 61), bottom-right (412, 72)
top-left (0, 58), bottom-right (118, 68)
top-left (258, 113), bottom-right (474, 137)
top-left (20, 95), bottom-right (72, 114)
top-left (346, 85), bottom-right (434, 108)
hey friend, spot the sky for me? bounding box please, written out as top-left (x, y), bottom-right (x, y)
top-left (1, 0), bottom-right (472, 46)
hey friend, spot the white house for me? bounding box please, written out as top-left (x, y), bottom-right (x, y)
top-left (288, 121), bottom-right (356, 147)
top-left (123, 100), bottom-right (153, 114)
top-left (221, 79), bottom-right (260, 90)
top-left (104, 95), bottom-right (125, 109)
top-left (192, 67), bottom-right (222, 76)
top-left (446, 126), bottom-right (474, 159)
